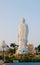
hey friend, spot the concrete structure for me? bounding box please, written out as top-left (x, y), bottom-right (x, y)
top-left (0, 40), bottom-right (9, 51)
top-left (17, 18), bottom-right (29, 54)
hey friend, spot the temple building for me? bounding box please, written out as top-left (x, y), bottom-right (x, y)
top-left (17, 18), bottom-right (29, 54)
top-left (28, 44), bottom-right (36, 54)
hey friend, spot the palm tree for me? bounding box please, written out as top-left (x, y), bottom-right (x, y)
top-left (10, 43), bottom-right (18, 54)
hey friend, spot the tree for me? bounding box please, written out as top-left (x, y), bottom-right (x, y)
top-left (9, 43), bottom-right (18, 54)
top-left (37, 45), bottom-right (40, 52)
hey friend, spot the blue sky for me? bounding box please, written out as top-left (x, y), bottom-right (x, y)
top-left (0, 0), bottom-right (40, 47)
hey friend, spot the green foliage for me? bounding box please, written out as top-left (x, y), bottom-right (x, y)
top-left (0, 55), bottom-right (40, 62)
top-left (0, 56), bottom-right (3, 59)
top-left (7, 48), bottom-right (14, 54)
top-left (5, 55), bottom-right (17, 63)
top-left (18, 55), bottom-right (40, 62)
top-left (10, 43), bottom-right (16, 47)
top-left (37, 45), bottom-right (40, 52)
top-left (10, 43), bottom-right (18, 54)
top-left (5, 56), bottom-right (10, 63)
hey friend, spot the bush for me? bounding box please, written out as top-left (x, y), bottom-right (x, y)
top-left (0, 55), bottom-right (3, 59)
top-left (5, 56), bottom-right (10, 63)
